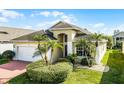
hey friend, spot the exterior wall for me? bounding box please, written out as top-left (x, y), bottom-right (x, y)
top-left (113, 32), bottom-right (124, 46)
top-left (51, 29), bottom-right (76, 56)
top-left (0, 43), bottom-right (13, 54)
top-left (122, 42), bottom-right (124, 54)
top-left (95, 42), bottom-right (107, 64)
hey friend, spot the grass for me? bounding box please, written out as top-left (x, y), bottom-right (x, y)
top-left (100, 49), bottom-right (124, 84)
top-left (8, 73), bottom-right (38, 84)
top-left (63, 69), bottom-right (102, 84)
top-left (65, 49), bottom-right (124, 84)
top-left (8, 49), bottom-right (124, 84)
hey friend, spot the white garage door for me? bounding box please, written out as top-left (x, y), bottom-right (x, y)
top-left (17, 46), bottom-right (35, 61)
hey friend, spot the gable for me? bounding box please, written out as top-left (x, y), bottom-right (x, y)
top-left (113, 32), bottom-right (124, 37)
top-left (48, 21), bottom-right (91, 35)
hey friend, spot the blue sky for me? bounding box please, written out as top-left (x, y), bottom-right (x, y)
top-left (0, 9), bottom-right (124, 35)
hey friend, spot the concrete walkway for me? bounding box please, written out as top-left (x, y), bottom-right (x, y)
top-left (77, 64), bottom-right (109, 72)
top-left (0, 61), bottom-right (29, 84)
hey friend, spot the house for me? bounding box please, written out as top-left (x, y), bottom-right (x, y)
top-left (113, 30), bottom-right (124, 46)
top-left (0, 26), bottom-right (35, 54)
top-left (0, 21), bottom-right (107, 64)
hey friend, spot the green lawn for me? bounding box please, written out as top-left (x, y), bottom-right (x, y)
top-left (8, 49), bottom-right (124, 84)
top-left (63, 69), bottom-right (102, 84)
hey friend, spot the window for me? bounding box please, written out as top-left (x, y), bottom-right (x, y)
top-left (76, 45), bottom-right (84, 56)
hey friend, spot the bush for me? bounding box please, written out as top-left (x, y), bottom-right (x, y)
top-left (81, 58), bottom-right (88, 66)
top-left (27, 60), bottom-right (45, 70)
top-left (88, 58), bottom-right (96, 67)
top-left (2, 50), bottom-right (15, 60)
top-left (0, 58), bottom-right (9, 65)
top-left (57, 58), bottom-right (69, 62)
top-left (0, 54), bottom-right (2, 59)
top-left (27, 62), bottom-right (73, 83)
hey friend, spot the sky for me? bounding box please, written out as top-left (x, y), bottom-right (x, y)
top-left (0, 9), bottom-right (124, 35)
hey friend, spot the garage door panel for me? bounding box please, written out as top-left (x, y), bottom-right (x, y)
top-left (17, 46), bottom-right (35, 61)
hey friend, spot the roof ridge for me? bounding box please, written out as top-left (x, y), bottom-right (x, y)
top-left (0, 26), bottom-right (35, 31)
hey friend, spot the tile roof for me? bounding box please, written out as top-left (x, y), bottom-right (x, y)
top-left (48, 21), bottom-right (92, 35)
top-left (12, 30), bottom-right (56, 41)
top-left (0, 26), bottom-right (35, 42)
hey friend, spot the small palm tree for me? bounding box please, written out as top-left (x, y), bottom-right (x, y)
top-left (76, 38), bottom-right (96, 66)
top-left (33, 34), bottom-right (63, 65)
top-left (90, 33), bottom-right (103, 47)
top-left (33, 34), bottom-right (50, 65)
top-left (49, 40), bottom-right (63, 63)
top-left (67, 53), bottom-right (77, 70)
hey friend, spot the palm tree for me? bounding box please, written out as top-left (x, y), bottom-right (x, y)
top-left (90, 33), bottom-right (103, 47)
top-left (33, 34), bottom-right (49, 65)
top-left (33, 34), bottom-right (63, 65)
top-left (76, 38), bottom-right (96, 66)
top-left (49, 40), bottom-right (63, 63)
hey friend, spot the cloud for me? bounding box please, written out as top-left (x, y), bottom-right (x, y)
top-left (0, 17), bottom-right (8, 22)
top-left (93, 23), bottom-right (105, 28)
top-left (39, 11), bottom-right (63, 17)
top-left (51, 11), bottom-right (63, 17)
top-left (36, 20), bottom-right (60, 29)
top-left (32, 10), bottom-right (77, 29)
top-left (0, 9), bottom-right (24, 19)
top-left (40, 11), bottom-right (50, 17)
top-left (60, 14), bottom-right (76, 23)
top-left (86, 23), bottom-right (112, 35)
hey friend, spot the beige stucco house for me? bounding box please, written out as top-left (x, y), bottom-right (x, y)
top-left (0, 21), bottom-right (107, 64)
top-left (113, 30), bottom-right (124, 46)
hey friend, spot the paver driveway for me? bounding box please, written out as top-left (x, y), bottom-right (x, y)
top-left (0, 61), bottom-right (29, 84)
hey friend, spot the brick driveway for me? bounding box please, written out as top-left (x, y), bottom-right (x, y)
top-left (0, 61), bottom-right (30, 84)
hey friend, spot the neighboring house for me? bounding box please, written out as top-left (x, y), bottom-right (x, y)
top-left (0, 26), bottom-right (35, 54)
top-left (113, 30), bottom-right (124, 46)
top-left (0, 21), bottom-right (107, 64)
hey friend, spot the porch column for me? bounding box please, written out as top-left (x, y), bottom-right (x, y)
top-left (67, 42), bottom-right (73, 55)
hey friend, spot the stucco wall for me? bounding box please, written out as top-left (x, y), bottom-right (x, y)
top-left (95, 42), bottom-right (107, 64)
top-left (0, 43), bottom-right (13, 54)
top-left (51, 29), bottom-right (76, 55)
top-left (122, 42), bottom-right (124, 54)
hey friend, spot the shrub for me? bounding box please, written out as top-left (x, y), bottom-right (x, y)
top-left (0, 58), bottom-right (9, 65)
top-left (88, 58), bottom-right (96, 67)
top-left (0, 54), bottom-right (2, 59)
top-left (27, 62), bottom-right (73, 83)
top-left (81, 58), bottom-right (88, 66)
top-left (2, 50), bottom-right (15, 60)
top-left (57, 58), bottom-right (69, 62)
top-left (26, 60), bottom-right (45, 70)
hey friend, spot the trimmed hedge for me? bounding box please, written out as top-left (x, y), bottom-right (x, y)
top-left (2, 50), bottom-right (15, 60)
top-left (56, 58), bottom-right (69, 62)
top-left (27, 62), bottom-right (73, 83)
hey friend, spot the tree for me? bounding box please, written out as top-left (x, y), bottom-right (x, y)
top-left (102, 35), bottom-right (113, 49)
top-left (33, 34), bottom-right (63, 65)
top-left (49, 40), bottom-right (63, 63)
top-left (33, 34), bottom-right (50, 65)
top-left (67, 53), bottom-right (77, 70)
top-left (76, 37), bottom-right (96, 67)
top-left (90, 33), bottom-right (103, 47)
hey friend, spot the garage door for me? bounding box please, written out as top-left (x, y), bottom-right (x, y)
top-left (17, 46), bottom-right (35, 61)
